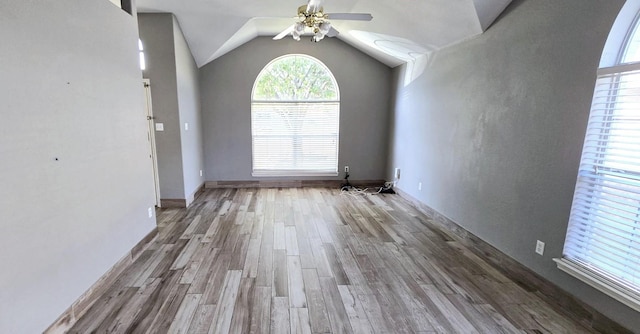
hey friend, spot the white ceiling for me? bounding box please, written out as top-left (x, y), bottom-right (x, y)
top-left (136, 0), bottom-right (512, 68)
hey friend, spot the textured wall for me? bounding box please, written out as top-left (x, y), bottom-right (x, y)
top-left (138, 13), bottom-right (185, 199)
top-left (139, 14), bottom-right (204, 203)
top-left (173, 17), bottom-right (205, 203)
top-left (388, 0), bottom-right (639, 330)
top-left (0, 1), bottom-right (157, 332)
top-left (200, 37), bottom-right (391, 182)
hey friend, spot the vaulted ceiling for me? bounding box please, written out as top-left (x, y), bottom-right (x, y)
top-left (136, 0), bottom-right (512, 68)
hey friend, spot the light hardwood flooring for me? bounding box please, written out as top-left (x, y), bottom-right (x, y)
top-left (69, 187), bottom-right (599, 333)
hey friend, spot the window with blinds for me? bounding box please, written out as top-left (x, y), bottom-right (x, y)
top-left (251, 55), bottom-right (339, 176)
top-left (555, 14), bottom-right (640, 311)
top-left (138, 39), bottom-right (146, 71)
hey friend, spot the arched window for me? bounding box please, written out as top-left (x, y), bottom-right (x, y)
top-left (556, 5), bottom-right (640, 311)
top-left (620, 14), bottom-right (640, 63)
top-left (251, 54), bottom-right (340, 176)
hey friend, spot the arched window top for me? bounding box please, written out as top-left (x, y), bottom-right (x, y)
top-left (557, 2), bottom-right (640, 312)
top-left (253, 54), bottom-right (339, 101)
top-left (601, 1), bottom-right (640, 67)
top-left (620, 14), bottom-right (640, 63)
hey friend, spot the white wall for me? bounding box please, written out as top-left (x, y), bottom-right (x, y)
top-left (388, 0), bottom-right (639, 330)
top-left (0, 1), bottom-right (157, 332)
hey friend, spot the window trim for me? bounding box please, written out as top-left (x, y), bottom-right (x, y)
top-left (555, 5), bottom-right (640, 311)
top-left (554, 258), bottom-right (640, 312)
top-left (138, 39), bottom-right (146, 71)
top-left (250, 54), bottom-right (340, 177)
top-left (598, 62), bottom-right (640, 76)
top-left (617, 10), bottom-right (640, 64)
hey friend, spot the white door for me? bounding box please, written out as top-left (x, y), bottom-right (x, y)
top-left (143, 79), bottom-right (161, 207)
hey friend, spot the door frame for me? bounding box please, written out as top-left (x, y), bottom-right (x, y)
top-left (143, 79), bottom-right (161, 207)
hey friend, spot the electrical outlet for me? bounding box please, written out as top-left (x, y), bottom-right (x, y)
top-left (200, 170), bottom-right (203, 177)
top-left (535, 240), bottom-right (545, 255)
top-left (185, 122), bottom-right (189, 131)
top-left (418, 182), bottom-right (422, 191)
top-left (344, 166), bottom-right (349, 173)
top-left (148, 207), bottom-right (153, 218)
top-left (395, 168), bottom-right (401, 179)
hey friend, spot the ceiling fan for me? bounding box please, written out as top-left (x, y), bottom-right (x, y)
top-left (273, 0), bottom-right (373, 42)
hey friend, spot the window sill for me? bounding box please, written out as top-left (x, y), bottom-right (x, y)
top-left (553, 258), bottom-right (640, 312)
top-left (252, 171), bottom-right (339, 177)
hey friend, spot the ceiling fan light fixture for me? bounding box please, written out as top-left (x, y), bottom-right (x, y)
top-left (273, 1), bottom-right (372, 42)
top-left (311, 21), bottom-right (331, 42)
top-left (313, 31), bottom-right (325, 42)
top-left (318, 21), bottom-right (331, 35)
top-left (291, 22), bottom-right (304, 41)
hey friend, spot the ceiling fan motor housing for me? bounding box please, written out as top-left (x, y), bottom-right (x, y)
top-left (298, 5), bottom-right (327, 27)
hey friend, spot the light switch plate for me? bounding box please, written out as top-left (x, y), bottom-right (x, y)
top-left (536, 240), bottom-right (545, 255)
top-left (155, 123), bottom-right (164, 131)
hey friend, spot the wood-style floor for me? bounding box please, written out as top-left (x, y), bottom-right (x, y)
top-left (69, 187), bottom-right (596, 333)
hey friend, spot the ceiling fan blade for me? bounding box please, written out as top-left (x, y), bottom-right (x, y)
top-left (326, 13), bottom-right (373, 21)
top-left (326, 26), bottom-right (340, 38)
top-left (306, 0), bottom-right (325, 13)
top-left (273, 24), bottom-right (295, 40)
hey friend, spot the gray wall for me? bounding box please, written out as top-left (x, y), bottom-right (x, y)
top-left (388, 0), bottom-right (639, 330)
top-left (139, 14), bottom-right (204, 204)
top-left (200, 37), bottom-right (391, 182)
top-left (138, 13), bottom-right (185, 199)
top-left (0, 1), bottom-right (157, 333)
top-left (173, 17), bottom-right (205, 202)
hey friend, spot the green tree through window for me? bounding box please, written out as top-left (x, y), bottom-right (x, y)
top-left (254, 56), bottom-right (337, 101)
top-left (252, 55), bottom-right (340, 176)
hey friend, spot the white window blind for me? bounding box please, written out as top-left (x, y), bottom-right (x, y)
top-left (252, 101), bottom-right (339, 176)
top-left (556, 67), bottom-right (640, 311)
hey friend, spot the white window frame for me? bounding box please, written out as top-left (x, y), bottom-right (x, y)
top-left (138, 39), bottom-right (146, 71)
top-left (251, 54), bottom-right (340, 177)
top-left (554, 4), bottom-right (640, 312)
